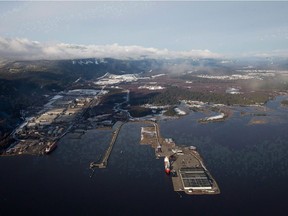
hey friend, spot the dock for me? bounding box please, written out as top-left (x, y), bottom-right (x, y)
top-left (89, 120), bottom-right (220, 195)
top-left (90, 122), bottom-right (124, 169)
top-left (140, 121), bottom-right (220, 195)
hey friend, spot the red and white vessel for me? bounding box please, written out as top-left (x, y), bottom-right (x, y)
top-left (164, 156), bottom-right (170, 175)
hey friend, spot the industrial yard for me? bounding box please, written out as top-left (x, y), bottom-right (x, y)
top-left (2, 88), bottom-right (108, 156)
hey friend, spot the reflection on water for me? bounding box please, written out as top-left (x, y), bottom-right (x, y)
top-left (0, 96), bottom-right (288, 215)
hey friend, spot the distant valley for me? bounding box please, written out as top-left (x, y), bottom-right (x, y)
top-left (1, 57), bottom-right (288, 152)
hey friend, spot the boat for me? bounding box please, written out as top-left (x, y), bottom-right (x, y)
top-left (45, 141), bottom-right (57, 154)
top-left (164, 156), bottom-right (170, 175)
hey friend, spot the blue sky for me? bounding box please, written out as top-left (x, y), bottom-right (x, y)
top-left (0, 1), bottom-right (288, 59)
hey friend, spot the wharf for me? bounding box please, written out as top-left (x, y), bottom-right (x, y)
top-left (90, 122), bottom-right (123, 169)
top-left (89, 120), bottom-right (220, 195)
top-left (140, 121), bottom-right (220, 195)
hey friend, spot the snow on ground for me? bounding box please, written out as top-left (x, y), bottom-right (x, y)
top-left (141, 127), bottom-right (156, 141)
top-left (138, 85), bottom-right (165, 90)
top-left (226, 87), bottom-right (241, 94)
top-left (66, 89), bottom-right (102, 96)
top-left (74, 77), bottom-right (81, 83)
top-left (95, 73), bottom-right (138, 85)
top-left (51, 95), bottom-right (63, 100)
top-left (196, 74), bottom-right (261, 80)
top-left (206, 113), bottom-right (225, 121)
top-left (174, 108), bottom-right (186, 115)
top-left (151, 74), bottom-right (165, 78)
top-left (142, 104), bottom-right (169, 109)
top-left (196, 70), bottom-right (288, 81)
top-left (182, 100), bottom-right (206, 108)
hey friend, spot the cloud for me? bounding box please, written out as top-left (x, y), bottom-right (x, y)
top-left (0, 37), bottom-right (222, 60)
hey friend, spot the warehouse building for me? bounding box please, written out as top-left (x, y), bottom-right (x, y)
top-left (179, 167), bottom-right (213, 190)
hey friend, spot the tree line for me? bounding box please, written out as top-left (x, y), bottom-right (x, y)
top-left (149, 87), bottom-right (270, 106)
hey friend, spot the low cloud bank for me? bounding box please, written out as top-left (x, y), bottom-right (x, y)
top-left (0, 37), bottom-right (221, 60)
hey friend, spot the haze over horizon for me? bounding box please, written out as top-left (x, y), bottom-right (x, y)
top-left (0, 1), bottom-right (288, 60)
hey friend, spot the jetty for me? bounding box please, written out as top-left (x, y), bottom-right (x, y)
top-left (90, 122), bottom-right (123, 169)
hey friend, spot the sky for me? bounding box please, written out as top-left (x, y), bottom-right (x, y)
top-left (0, 1), bottom-right (288, 60)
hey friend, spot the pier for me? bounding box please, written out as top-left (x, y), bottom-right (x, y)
top-left (89, 119), bottom-right (220, 195)
top-left (90, 122), bottom-right (124, 169)
top-left (140, 121), bottom-right (220, 195)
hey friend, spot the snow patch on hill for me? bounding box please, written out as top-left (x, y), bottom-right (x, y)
top-left (94, 73), bottom-right (138, 85)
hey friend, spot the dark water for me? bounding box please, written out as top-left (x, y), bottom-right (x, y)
top-left (1, 96), bottom-right (288, 216)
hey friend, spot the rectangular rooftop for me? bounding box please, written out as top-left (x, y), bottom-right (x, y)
top-left (179, 167), bottom-right (212, 190)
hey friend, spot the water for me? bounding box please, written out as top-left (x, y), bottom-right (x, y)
top-left (1, 96), bottom-right (288, 216)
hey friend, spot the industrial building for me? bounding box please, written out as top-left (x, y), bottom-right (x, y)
top-left (179, 167), bottom-right (213, 190)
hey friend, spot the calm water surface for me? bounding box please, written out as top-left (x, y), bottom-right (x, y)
top-left (1, 96), bottom-right (288, 216)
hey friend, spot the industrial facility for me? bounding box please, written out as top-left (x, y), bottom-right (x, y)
top-left (4, 88), bottom-right (108, 156)
top-left (179, 167), bottom-right (213, 191)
